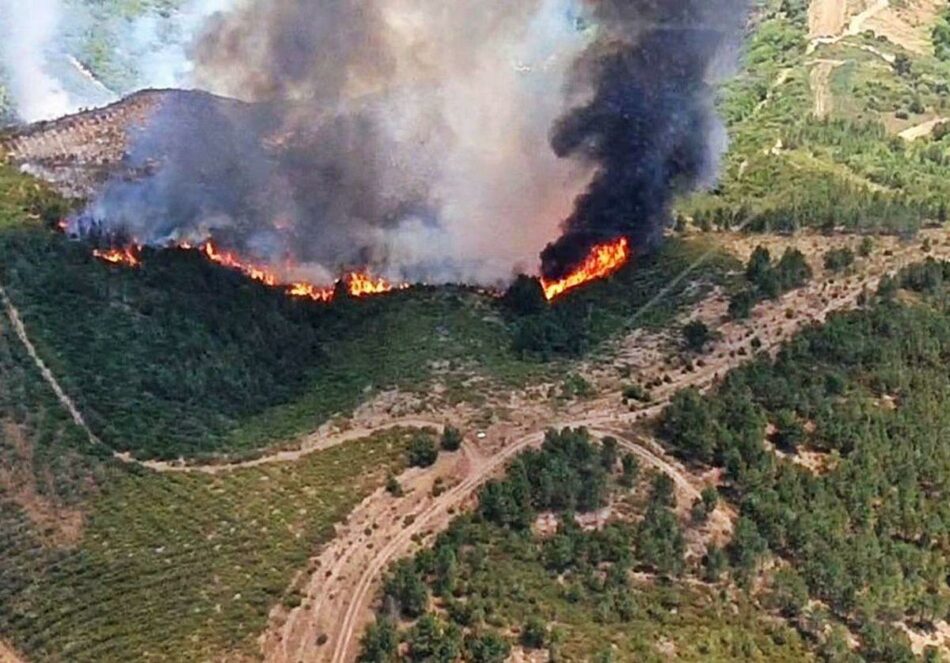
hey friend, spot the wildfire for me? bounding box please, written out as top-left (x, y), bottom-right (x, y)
top-left (201, 241), bottom-right (278, 287)
top-left (347, 272), bottom-right (400, 297)
top-left (287, 282), bottom-right (335, 302)
top-left (88, 236), bottom-right (405, 303)
top-left (540, 237), bottom-right (631, 301)
top-left (82, 228), bottom-right (628, 306)
top-left (93, 246), bottom-right (141, 267)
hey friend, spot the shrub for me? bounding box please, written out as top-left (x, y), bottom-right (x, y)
top-left (358, 617), bottom-right (399, 662)
top-left (683, 320), bottom-right (714, 352)
top-left (729, 289), bottom-right (756, 320)
top-left (385, 474), bottom-right (403, 496)
top-left (824, 247), bottom-right (855, 272)
top-left (621, 384), bottom-right (651, 403)
top-left (520, 616), bottom-right (547, 649)
top-left (440, 426), bottom-right (463, 452)
top-left (407, 434), bottom-right (438, 468)
top-left (465, 632), bottom-right (511, 663)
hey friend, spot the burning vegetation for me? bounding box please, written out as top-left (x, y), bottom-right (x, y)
top-left (89, 235), bottom-right (407, 303)
top-left (540, 237), bottom-right (631, 301)
top-left (87, 232), bottom-right (632, 304)
top-left (24, 0), bottom-right (749, 309)
top-left (92, 246), bottom-right (141, 267)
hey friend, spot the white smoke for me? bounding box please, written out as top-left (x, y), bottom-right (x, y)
top-left (0, 0), bottom-right (74, 121)
top-left (80, 0), bottom-right (600, 285)
top-left (111, 0), bottom-right (239, 90)
top-left (0, 0), bottom-right (237, 122)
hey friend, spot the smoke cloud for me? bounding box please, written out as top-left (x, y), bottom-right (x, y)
top-left (0, 0), bottom-right (235, 121)
top-left (0, 0), bottom-right (73, 121)
top-left (70, 0), bottom-right (748, 286)
top-left (541, 0), bottom-right (749, 279)
top-left (88, 0), bottom-right (596, 285)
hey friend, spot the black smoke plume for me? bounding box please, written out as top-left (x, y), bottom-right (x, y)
top-left (541, 0), bottom-right (749, 280)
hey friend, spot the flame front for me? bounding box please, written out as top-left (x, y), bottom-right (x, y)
top-left (84, 232), bottom-right (627, 304)
top-left (202, 241), bottom-right (278, 287)
top-left (88, 236), bottom-right (405, 303)
top-left (287, 282), bottom-right (335, 302)
top-left (540, 237), bottom-right (631, 301)
top-left (93, 246), bottom-right (141, 267)
top-left (347, 272), bottom-right (400, 297)
top-left (200, 241), bottom-right (406, 301)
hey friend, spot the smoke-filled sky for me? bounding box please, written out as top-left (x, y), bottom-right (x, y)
top-left (5, 0), bottom-right (750, 286)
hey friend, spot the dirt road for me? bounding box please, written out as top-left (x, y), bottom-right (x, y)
top-left (0, 286), bottom-right (105, 450)
top-left (808, 0), bottom-right (891, 52)
top-left (268, 231), bottom-right (948, 662)
top-left (809, 0), bottom-right (849, 39)
top-left (861, 0), bottom-right (943, 55)
top-left (273, 423), bottom-right (723, 663)
top-left (810, 59), bottom-right (844, 117)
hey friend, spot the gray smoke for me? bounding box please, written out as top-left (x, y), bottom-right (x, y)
top-left (82, 0), bottom-right (749, 286)
top-left (0, 0), bottom-right (235, 122)
top-left (88, 0), bottom-right (594, 285)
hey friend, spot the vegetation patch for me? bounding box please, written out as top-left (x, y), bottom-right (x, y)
top-left (359, 428), bottom-right (810, 662)
top-left (0, 428), bottom-right (415, 661)
top-left (659, 260), bottom-right (950, 658)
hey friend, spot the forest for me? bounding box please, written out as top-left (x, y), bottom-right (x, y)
top-left (358, 428), bottom-right (810, 662)
top-left (660, 259), bottom-right (950, 660)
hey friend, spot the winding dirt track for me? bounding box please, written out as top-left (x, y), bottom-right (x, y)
top-left (2, 230), bottom-right (946, 663)
top-left (0, 285), bottom-right (104, 447)
top-left (810, 59), bottom-right (845, 117)
top-left (313, 426), bottom-right (714, 663)
top-left (808, 0), bottom-right (892, 52)
top-left (269, 232), bottom-right (949, 663)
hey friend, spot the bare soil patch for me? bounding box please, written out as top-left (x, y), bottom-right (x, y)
top-left (0, 420), bottom-right (83, 547)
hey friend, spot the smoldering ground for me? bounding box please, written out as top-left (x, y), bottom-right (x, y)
top-left (78, 0), bottom-right (749, 286)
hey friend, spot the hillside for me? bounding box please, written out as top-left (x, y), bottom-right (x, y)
top-left (0, 1), bottom-right (948, 662)
top-left (683, 0), bottom-right (950, 235)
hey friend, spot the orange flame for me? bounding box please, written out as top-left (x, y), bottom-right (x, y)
top-left (197, 240), bottom-right (406, 301)
top-left (93, 246), bottom-right (141, 267)
top-left (540, 237), bottom-right (631, 301)
top-left (87, 233), bottom-right (406, 303)
top-left (287, 281), bottom-right (335, 302)
top-left (202, 241), bottom-right (278, 287)
top-left (346, 272), bottom-right (401, 297)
